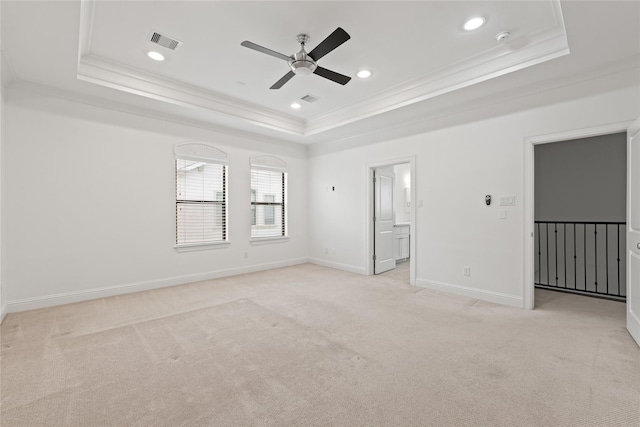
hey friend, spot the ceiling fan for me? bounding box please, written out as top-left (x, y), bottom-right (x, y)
top-left (241, 27), bottom-right (352, 89)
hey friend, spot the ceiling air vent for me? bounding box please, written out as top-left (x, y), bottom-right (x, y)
top-left (301, 94), bottom-right (320, 103)
top-left (149, 31), bottom-right (182, 50)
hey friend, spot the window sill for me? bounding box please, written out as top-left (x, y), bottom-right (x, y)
top-left (250, 237), bottom-right (289, 246)
top-left (175, 242), bottom-right (230, 252)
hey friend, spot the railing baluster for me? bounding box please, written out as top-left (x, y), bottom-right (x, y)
top-left (594, 223), bottom-right (598, 292)
top-left (547, 223), bottom-right (550, 286)
top-left (555, 223), bottom-right (558, 286)
top-left (606, 225), bottom-right (609, 295)
top-left (574, 223), bottom-right (577, 291)
top-left (584, 223), bottom-right (587, 292)
top-left (617, 224), bottom-right (621, 296)
top-left (563, 224), bottom-right (567, 288)
top-left (537, 222), bottom-right (541, 284)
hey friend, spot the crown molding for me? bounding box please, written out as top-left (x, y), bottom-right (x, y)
top-left (5, 80), bottom-right (304, 149)
top-left (306, 1), bottom-right (569, 135)
top-left (77, 0), bottom-right (303, 135)
top-left (308, 56), bottom-right (640, 155)
top-left (77, 0), bottom-right (570, 139)
top-left (77, 54), bottom-right (306, 136)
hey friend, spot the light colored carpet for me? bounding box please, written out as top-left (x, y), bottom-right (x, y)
top-left (1, 263), bottom-right (639, 426)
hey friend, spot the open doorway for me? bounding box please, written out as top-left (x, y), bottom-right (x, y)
top-left (366, 156), bottom-right (417, 285)
top-left (534, 133), bottom-right (627, 301)
top-left (524, 122), bottom-right (633, 309)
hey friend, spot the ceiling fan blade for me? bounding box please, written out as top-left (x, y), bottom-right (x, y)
top-left (241, 41), bottom-right (291, 62)
top-left (270, 71), bottom-right (296, 89)
top-left (308, 27), bottom-right (350, 61)
top-left (313, 66), bottom-right (351, 85)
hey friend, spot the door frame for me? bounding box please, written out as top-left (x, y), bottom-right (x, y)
top-left (366, 156), bottom-right (417, 285)
top-left (523, 121), bottom-right (633, 309)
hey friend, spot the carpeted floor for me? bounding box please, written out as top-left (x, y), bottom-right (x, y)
top-left (1, 263), bottom-right (639, 426)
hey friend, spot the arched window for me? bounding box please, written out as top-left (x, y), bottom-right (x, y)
top-left (174, 142), bottom-right (228, 247)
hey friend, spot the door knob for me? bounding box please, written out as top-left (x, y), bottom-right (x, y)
top-left (637, 243), bottom-right (640, 250)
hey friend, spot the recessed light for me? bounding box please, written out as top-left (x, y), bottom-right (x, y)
top-left (356, 70), bottom-right (372, 79)
top-left (463, 16), bottom-right (485, 31)
top-left (147, 51), bottom-right (165, 61)
top-left (290, 102), bottom-right (302, 109)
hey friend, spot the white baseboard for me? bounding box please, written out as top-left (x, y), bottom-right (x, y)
top-left (0, 303), bottom-right (7, 324)
top-left (6, 257), bottom-right (309, 313)
top-left (415, 278), bottom-right (523, 308)
top-left (308, 258), bottom-right (366, 275)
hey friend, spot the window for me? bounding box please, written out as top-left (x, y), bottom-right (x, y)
top-left (250, 155), bottom-right (287, 239)
top-left (175, 143), bottom-right (228, 247)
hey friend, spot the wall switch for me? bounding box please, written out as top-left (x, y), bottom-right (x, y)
top-left (244, 252), bottom-right (248, 258)
top-left (331, 248), bottom-right (336, 255)
top-left (499, 209), bottom-right (507, 219)
top-left (463, 266), bottom-right (471, 276)
top-left (499, 195), bottom-right (515, 206)
top-left (418, 200), bottom-right (424, 208)
top-left (324, 248), bottom-right (328, 254)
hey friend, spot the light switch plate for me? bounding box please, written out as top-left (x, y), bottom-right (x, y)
top-left (499, 195), bottom-right (515, 206)
top-left (499, 209), bottom-right (507, 219)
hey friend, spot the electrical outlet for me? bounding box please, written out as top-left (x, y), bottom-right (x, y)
top-left (244, 252), bottom-right (248, 259)
top-left (331, 248), bottom-right (336, 255)
top-left (463, 266), bottom-right (471, 276)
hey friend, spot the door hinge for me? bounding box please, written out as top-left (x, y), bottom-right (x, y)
top-left (373, 255), bottom-right (377, 262)
top-left (373, 215), bottom-right (376, 222)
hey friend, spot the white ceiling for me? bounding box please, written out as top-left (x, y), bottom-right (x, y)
top-left (2, 1), bottom-right (639, 145)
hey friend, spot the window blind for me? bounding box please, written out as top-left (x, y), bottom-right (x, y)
top-left (250, 155), bottom-right (287, 239)
top-left (176, 158), bottom-right (227, 245)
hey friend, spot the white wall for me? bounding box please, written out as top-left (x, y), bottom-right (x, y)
top-left (308, 80), bottom-right (639, 307)
top-left (0, 78), bottom-right (4, 323)
top-left (535, 132), bottom-right (626, 222)
top-left (4, 86), bottom-right (308, 310)
top-left (0, 0), bottom-right (6, 322)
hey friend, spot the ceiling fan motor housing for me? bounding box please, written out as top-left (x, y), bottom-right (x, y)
top-left (289, 34), bottom-right (317, 75)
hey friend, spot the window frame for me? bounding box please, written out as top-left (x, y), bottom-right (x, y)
top-left (250, 155), bottom-right (288, 243)
top-left (174, 142), bottom-right (230, 250)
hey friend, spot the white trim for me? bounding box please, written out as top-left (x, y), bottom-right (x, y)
top-left (415, 278), bottom-right (523, 308)
top-left (366, 156), bottom-right (417, 285)
top-left (308, 258), bottom-right (366, 275)
top-left (523, 120), bottom-right (634, 310)
top-left (5, 258), bottom-right (309, 313)
top-left (1, 50), bottom-right (17, 88)
top-left (250, 237), bottom-right (289, 245)
top-left (175, 242), bottom-right (230, 252)
top-left (5, 81), bottom-right (301, 148)
top-left (77, 55), bottom-right (305, 136)
top-left (307, 13), bottom-right (569, 136)
top-left (250, 154), bottom-right (287, 172)
top-left (0, 304), bottom-right (7, 324)
top-left (76, 0), bottom-right (568, 138)
top-left (626, 118), bottom-right (640, 346)
top-left (175, 142), bottom-right (228, 164)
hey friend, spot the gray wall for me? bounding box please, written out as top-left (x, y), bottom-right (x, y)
top-left (535, 133), bottom-right (626, 222)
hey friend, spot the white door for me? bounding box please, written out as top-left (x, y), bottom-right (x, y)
top-left (627, 118), bottom-right (640, 346)
top-left (374, 168), bottom-right (396, 274)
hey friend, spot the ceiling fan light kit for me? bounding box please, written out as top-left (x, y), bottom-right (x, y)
top-left (241, 27), bottom-right (352, 89)
top-left (288, 36), bottom-right (317, 76)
